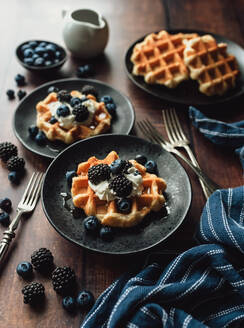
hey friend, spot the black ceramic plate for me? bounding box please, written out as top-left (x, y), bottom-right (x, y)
top-left (125, 29), bottom-right (244, 106)
top-left (13, 78), bottom-right (135, 159)
top-left (42, 134), bottom-right (191, 255)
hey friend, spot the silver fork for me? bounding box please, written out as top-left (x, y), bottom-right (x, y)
top-left (162, 108), bottom-right (211, 199)
top-left (137, 119), bottom-right (220, 195)
top-left (0, 172), bottom-right (44, 264)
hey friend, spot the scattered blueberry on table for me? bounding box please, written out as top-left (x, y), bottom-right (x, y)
top-left (76, 290), bottom-right (95, 311)
top-left (6, 89), bottom-right (15, 100)
top-left (15, 74), bottom-right (26, 87)
top-left (62, 296), bottom-right (76, 312)
top-left (0, 197), bottom-right (12, 212)
top-left (17, 89), bottom-right (27, 100)
top-left (16, 261), bottom-right (33, 279)
top-left (0, 211), bottom-right (10, 226)
top-left (76, 64), bottom-right (94, 78)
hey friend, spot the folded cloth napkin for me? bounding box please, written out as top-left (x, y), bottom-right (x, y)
top-left (189, 106), bottom-right (244, 170)
top-left (81, 108), bottom-right (244, 328)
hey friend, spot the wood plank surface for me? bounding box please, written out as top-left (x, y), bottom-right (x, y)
top-left (0, 0), bottom-right (243, 327)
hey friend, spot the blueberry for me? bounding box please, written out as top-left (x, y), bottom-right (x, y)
top-left (65, 170), bottom-right (77, 188)
top-left (83, 64), bottom-right (93, 74)
top-left (76, 64), bottom-right (93, 78)
top-left (28, 41), bottom-right (38, 48)
top-left (100, 95), bottom-right (114, 104)
top-left (34, 46), bottom-right (46, 55)
top-left (45, 60), bottom-right (53, 66)
top-left (6, 89), bottom-right (15, 100)
top-left (43, 52), bottom-right (51, 60)
top-left (39, 42), bottom-right (47, 48)
top-left (8, 171), bottom-right (20, 184)
top-left (0, 197), bottom-right (12, 212)
top-left (116, 198), bottom-right (132, 214)
top-left (105, 103), bottom-right (116, 118)
top-left (0, 212), bottom-right (10, 226)
top-left (83, 216), bottom-right (100, 234)
top-left (34, 57), bottom-right (45, 66)
top-left (110, 159), bottom-right (124, 174)
top-left (56, 105), bottom-right (70, 117)
top-left (17, 90), bottom-right (27, 100)
top-left (28, 125), bottom-right (39, 138)
top-left (62, 296), bottom-right (76, 312)
top-left (46, 43), bottom-right (57, 53)
top-left (49, 116), bottom-right (58, 124)
top-left (70, 97), bottom-right (81, 107)
top-left (99, 225), bottom-right (114, 242)
top-left (48, 86), bottom-right (59, 93)
top-left (76, 66), bottom-right (85, 78)
top-left (15, 74), bottom-right (26, 86)
top-left (135, 155), bottom-right (147, 166)
top-left (145, 160), bottom-right (157, 174)
top-left (35, 131), bottom-right (47, 146)
top-left (23, 48), bottom-right (34, 58)
top-left (24, 58), bottom-right (34, 65)
top-left (54, 59), bottom-right (60, 64)
top-left (21, 44), bottom-right (30, 53)
top-left (16, 261), bottom-right (33, 279)
top-left (32, 53), bottom-right (39, 60)
top-left (76, 290), bottom-right (95, 311)
top-left (55, 51), bottom-right (62, 59)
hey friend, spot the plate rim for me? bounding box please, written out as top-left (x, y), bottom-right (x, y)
top-left (41, 134), bottom-right (192, 255)
top-left (13, 78), bottom-right (135, 159)
top-left (124, 28), bottom-right (244, 106)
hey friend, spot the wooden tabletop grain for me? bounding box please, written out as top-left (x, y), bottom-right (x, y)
top-left (0, 0), bottom-right (243, 327)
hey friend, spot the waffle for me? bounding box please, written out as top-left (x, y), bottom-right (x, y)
top-left (36, 91), bottom-right (111, 144)
top-left (130, 30), bottom-right (198, 88)
top-left (183, 34), bottom-right (239, 96)
top-left (71, 151), bottom-right (167, 228)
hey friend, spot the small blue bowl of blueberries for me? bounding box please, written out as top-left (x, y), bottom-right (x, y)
top-left (16, 40), bottom-right (67, 72)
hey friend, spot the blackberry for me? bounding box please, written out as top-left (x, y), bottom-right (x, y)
top-left (72, 104), bottom-right (89, 122)
top-left (6, 156), bottom-right (25, 172)
top-left (22, 282), bottom-right (45, 304)
top-left (57, 90), bottom-right (72, 102)
top-left (110, 159), bottom-right (132, 175)
top-left (81, 85), bottom-right (98, 98)
top-left (51, 266), bottom-right (76, 295)
top-left (123, 160), bottom-right (133, 174)
top-left (88, 164), bottom-right (111, 185)
top-left (0, 142), bottom-right (18, 162)
top-left (31, 248), bottom-right (54, 272)
top-left (109, 175), bottom-right (132, 198)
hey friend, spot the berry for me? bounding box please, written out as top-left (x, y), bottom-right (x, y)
top-left (6, 156), bottom-right (25, 172)
top-left (0, 212), bottom-right (10, 226)
top-left (49, 116), bottom-right (58, 124)
top-left (45, 60), bottom-right (53, 66)
top-left (0, 142), bottom-right (18, 162)
top-left (0, 197), bottom-right (12, 212)
top-left (24, 58), bottom-right (34, 65)
top-left (83, 216), bottom-right (100, 234)
top-left (8, 171), bottom-right (21, 184)
top-left (145, 160), bottom-right (157, 174)
top-left (16, 261), bottom-right (33, 279)
top-left (34, 46), bottom-right (46, 55)
top-left (72, 104), bottom-right (89, 122)
top-left (15, 74), bottom-right (26, 86)
top-left (51, 266), bottom-right (76, 295)
top-left (88, 164), bottom-right (111, 185)
top-left (35, 131), bottom-right (47, 146)
top-left (29, 41), bottom-right (38, 48)
top-left (31, 247), bottom-right (54, 272)
top-left (135, 155), bottom-right (147, 165)
top-left (116, 198), bottom-right (132, 214)
top-left (109, 175), bottom-right (132, 198)
top-left (6, 89), bottom-right (15, 100)
top-left (39, 42), bottom-right (47, 48)
top-left (28, 125), bottom-right (39, 139)
top-left (22, 282), bottom-right (45, 305)
top-left (99, 226), bottom-right (114, 242)
top-left (65, 170), bottom-right (77, 188)
top-left (110, 159), bottom-right (132, 175)
top-left (100, 95), bottom-right (114, 104)
top-left (62, 296), bottom-right (76, 312)
top-left (106, 103), bottom-right (116, 118)
top-left (21, 44), bottom-right (30, 53)
top-left (55, 51), bottom-right (62, 59)
top-left (76, 64), bottom-right (93, 78)
top-left (43, 52), bottom-right (51, 60)
top-left (17, 90), bottom-right (27, 100)
top-left (57, 90), bottom-right (72, 102)
top-left (46, 43), bottom-right (57, 54)
top-left (56, 104), bottom-right (70, 117)
top-left (81, 85), bottom-right (98, 98)
top-left (70, 97), bottom-right (81, 107)
top-left (48, 86), bottom-right (59, 93)
top-left (23, 48), bottom-right (34, 58)
top-left (34, 57), bottom-right (44, 66)
top-left (76, 290), bottom-right (95, 311)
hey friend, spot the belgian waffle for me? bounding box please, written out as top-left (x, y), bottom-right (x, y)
top-left (183, 34), bottom-right (239, 96)
top-left (71, 151), bottom-right (167, 228)
top-left (36, 91), bottom-right (111, 144)
top-left (130, 30), bottom-right (198, 88)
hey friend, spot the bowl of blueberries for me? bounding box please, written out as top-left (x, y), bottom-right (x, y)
top-left (16, 40), bottom-right (67, 72)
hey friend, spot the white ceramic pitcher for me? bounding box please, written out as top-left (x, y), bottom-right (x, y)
top-left (62, 8), bottom-right (109, 58)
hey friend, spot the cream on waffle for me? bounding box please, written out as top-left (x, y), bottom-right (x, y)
top-left (36, 91), bottom-right (111, 144)
top-left (71, 151), bottom-right (167, 228)
top-left (130, 30), bottom-right (198, 88)
top-left (183, 34), bottom-right (239, 96)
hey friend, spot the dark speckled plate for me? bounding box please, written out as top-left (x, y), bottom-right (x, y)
top-left (13, 78), bottom-right (135, 159)
top-left (125, 29), bottom-right (244, 106)
top-left (42, 134), bottom-right (191, 255)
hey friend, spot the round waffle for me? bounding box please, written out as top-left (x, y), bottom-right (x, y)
top-left (130, 30), bottom-right (198, 88)
top-left (71, 151), bottom-right (167, 228)
top-left (36, 91), bottom-right (111, 144)
top-left (183, 34), bottom-right (239, 96)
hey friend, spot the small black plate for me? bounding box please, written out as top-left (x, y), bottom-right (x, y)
top-left (125, 29), bottom-right (244, 106)
top-left (13, 78), bottom-right (135, 159)
top-left (41, 134), bottom-right (191, 255)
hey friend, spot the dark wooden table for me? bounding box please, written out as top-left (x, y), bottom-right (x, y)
top-left (0, 0), bottom-right (243, 327)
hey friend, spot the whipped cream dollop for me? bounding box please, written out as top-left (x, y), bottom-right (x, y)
top-left (88, 166), bottom-right (143, 201)
top-left (47, 99), bottom-right (96, 130)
